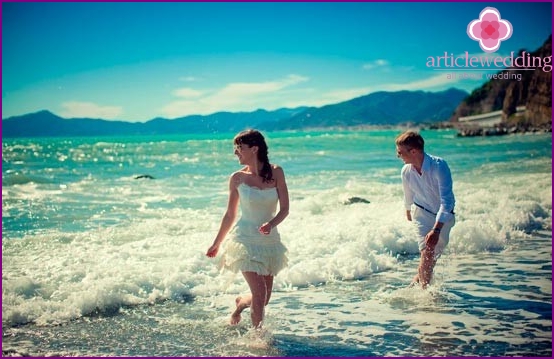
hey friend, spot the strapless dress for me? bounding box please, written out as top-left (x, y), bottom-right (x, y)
top-left (220, 183), bottom-right (288, 276)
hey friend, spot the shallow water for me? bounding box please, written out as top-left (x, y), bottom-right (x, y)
top-left (2, 130), bottom-right (552, 356)
top-left (3, 230), bottom-right (551, 357)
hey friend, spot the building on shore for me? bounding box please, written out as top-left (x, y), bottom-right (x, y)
top-left (456, 106), bottom-right (527, 136)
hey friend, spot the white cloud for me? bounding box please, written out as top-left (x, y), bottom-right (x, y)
top-left (383, 73), bottom-right (459, 91)
top-left (173, 88), bottom-right (205, 98)
top-left (322, 87), bottom-right (373, 101)
top-left (179, 76), bottom-right (200, 82)
top-left (161, 74), bottom-right (309, 118)
top-left (59, 101), bottom-right (123, 120)
top-left (220, 77), bottom-right (296, 96)
top-left (286, 87), bottom-right (374, 108)
top-left (382, 70), bottom-right (488, 92)
top-left (363, 59), bottom-right (389, 70)
top-left (295, 72), bottom-right (476, 108)
top-left (160, 68), bottom-right (478, 119)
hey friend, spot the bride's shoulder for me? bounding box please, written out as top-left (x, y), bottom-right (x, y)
top-left (230, 169), bottom-right (248, 187)
top-left (271, 164), bottom-right (286, 181)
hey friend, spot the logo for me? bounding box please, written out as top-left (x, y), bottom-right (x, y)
top-left (425, 6), bottom-right (551, 74)
top-left (467, 7), bottom-right (512, 53)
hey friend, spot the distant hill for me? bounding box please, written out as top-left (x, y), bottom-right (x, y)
top-left (450, 34), bottom-right (552, 129)
top-left (259, 88), bottom-right (468, 130)
top-left (142, 107), bottom-right (308, 135)
top-left (1, 108), bottom-right (307, 138)
top-left (0, 110), bottom-right (144, 137)
top-left (2, 88), bottom-right (468, 138)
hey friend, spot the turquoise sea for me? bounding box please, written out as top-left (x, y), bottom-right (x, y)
top-left (2, 129), bottom-right (552, 356)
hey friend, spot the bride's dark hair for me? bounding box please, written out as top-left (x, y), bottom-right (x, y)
top-left (234, 129), bottom-right (273, 183)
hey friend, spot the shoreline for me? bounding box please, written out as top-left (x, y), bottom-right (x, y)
top-left (455, 124), bottom-right (552, 137)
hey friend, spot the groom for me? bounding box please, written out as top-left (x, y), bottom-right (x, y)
top-left (395, 131), bottom-right (456, 289)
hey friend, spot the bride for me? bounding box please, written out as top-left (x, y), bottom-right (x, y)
top-left (206, 129), bottom-right (290, 329)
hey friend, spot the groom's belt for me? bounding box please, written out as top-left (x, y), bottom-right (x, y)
top-left (414, 202), bottom-right (455, 215)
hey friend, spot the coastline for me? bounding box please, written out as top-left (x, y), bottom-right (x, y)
top-left (268, 122), bottom-right (553, 138)
top-left (455, 123), bottom-right (552, 137)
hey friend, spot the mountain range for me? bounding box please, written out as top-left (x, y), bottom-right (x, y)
top-left (2, 88), bottom-right (468, 138)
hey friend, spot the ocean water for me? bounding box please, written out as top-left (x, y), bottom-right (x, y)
top-left (2, 129), bottom-right (552, 357)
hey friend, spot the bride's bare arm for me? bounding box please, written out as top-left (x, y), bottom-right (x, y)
top-left (207, 173), bottom-right (241, 257)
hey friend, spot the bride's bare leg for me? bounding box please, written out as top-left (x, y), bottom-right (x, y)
top-left (230, 294), bottom-right (252, 325)
top-left (242, 272), bottom-right (269, 328)
top-left (409, 273), bottom-right (419, 287)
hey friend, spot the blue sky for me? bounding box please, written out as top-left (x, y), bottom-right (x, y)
top-left (2, 1), bottom-right (552, 122)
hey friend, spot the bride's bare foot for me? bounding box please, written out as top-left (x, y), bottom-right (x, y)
top-left (408, 274), bottom-right (420, 288)
top-left (230, 296), bottom-right (249, 325)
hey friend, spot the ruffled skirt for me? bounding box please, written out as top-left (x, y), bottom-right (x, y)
top-left (220, 235), bottom-right (288, 276)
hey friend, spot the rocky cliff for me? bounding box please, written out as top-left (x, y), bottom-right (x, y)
top-left (451, 35), bottom-right (552, 130)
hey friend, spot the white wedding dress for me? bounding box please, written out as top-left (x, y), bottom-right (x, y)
top-left (220, 183), bottom-right (288, 276)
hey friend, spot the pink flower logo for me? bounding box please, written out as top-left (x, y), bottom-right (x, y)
top-left (467, 7), bottom-right (512, 53)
